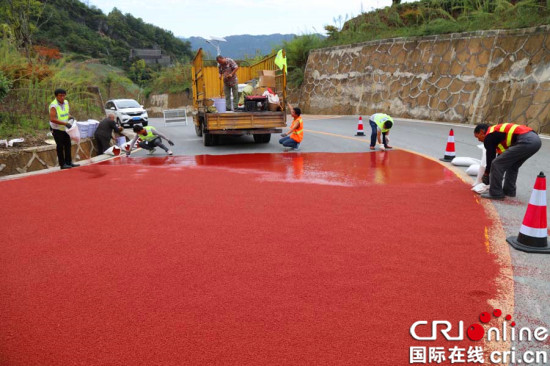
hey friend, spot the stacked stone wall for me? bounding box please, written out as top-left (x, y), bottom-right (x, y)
top-left (300, 26), bottom-right (550, 133)
top-left (0, 139), bottom-right (98, 177)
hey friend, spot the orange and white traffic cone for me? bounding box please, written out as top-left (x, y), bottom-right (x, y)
top-left (440, 129), bottom-right (456, 162)
top-left (507, 172), bottom-right (549, 253)
top-left (355, 116), bottom-right (365, 136)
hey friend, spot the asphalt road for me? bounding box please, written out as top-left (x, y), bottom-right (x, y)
top-left (139, 115), bottom-right (550, 362)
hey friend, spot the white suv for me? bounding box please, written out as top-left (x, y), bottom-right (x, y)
top-left (105, 99), bottom-right (149, 128)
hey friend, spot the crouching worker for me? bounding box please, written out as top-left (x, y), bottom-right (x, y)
top-left (127, 125), bottom-right (174, 156)
top-left (474, 123), bottom-right (541, 200)
top-left (279, 103), bottom-right (303, 151)
top-left (369, 113), bottom-right (393, 150)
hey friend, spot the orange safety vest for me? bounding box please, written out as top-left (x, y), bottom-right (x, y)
top-left (487, 123), bottom-right (532, 154)
top-left (289, 116), bottom-right (304, 143)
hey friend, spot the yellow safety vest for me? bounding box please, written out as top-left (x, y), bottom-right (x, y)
top-left (49, 99), bottom-right (70, 131)
top-left (372, 113), bottom-right (393, 133)
top-left (487, 123), bottom-right (532, 154)
top-left (140, 126), bottom-right (157, 141)
top-left (289, 117), bottom-right (304, 143)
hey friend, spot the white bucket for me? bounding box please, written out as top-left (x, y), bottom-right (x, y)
top-left (76, 121), bottom-right (90, 138)
top-left (115, 136), bottom-right (126, 147)
top-left (213, 98), bottom-right (226, 113)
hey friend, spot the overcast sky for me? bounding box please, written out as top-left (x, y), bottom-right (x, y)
top-left (87, 0), bottom-right (400, 38)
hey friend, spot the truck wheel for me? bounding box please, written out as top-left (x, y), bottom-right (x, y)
top-left (203, 133), bottom-right (215, 146)
top-left (195, 117), bottom-right (203, 137)
top-left (195, 123), bottom-right (203, 137)
top-left (253, 134), bottom-right (271, 143)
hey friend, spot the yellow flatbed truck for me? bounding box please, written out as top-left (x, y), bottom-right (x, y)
top-left (192, 49), bottom-right (287, 146)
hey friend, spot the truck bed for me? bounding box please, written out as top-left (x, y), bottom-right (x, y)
top-left (204, 111), bottom-right (286, 131)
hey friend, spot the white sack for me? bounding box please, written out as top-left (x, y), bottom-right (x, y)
top-left (472, 144), bottom-right (487, 186)
top-left (8, 138), bottom-right (24, 147)
top-left (104, 145), bottom-right (121, 156)
top-left (451, 157), bottom-right (481, 166)
top-left (466, 164), bottom-right (480, 176)
top-left (66, 119), bottom-right (81, 143)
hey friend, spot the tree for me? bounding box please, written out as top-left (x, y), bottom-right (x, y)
top-left (0, 71), bottom-right (11, 101)
top-left (0, 0), bottom-right (47, 58)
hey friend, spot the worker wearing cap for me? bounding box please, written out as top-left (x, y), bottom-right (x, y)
top-left (49, 88), bottom-right (80, 169)
top-left (369, 113), bottom-right (393, 150)
top-left (279, 103), bottom-right (303, 151)
top-left (474, 123), bottom-right (541, 200)
top-left (127, 125), bottom-right (174, 156)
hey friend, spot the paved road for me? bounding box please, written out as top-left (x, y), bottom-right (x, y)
top-left (140, 115), bottom-right (550, 361)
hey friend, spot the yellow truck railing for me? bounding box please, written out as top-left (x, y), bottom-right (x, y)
top-left (192, 49), bottom-right (286, 109)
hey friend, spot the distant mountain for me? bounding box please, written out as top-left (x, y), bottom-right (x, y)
top-left (180, 34), bottom-right (297, 60)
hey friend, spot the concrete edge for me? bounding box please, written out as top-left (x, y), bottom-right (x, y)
top-left (0, 148), bottom-right (142, 182)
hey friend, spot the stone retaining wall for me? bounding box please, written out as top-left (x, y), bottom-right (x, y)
top-left (0, 139), bottom-right (98, 177)
top-left (300, 26), bottom-right (550, 133)
top-left (146, 92), bottom-right (192, 117)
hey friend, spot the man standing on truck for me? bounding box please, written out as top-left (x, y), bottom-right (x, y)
top-left (279, 103), bottom-right (303, 151)
top-left (216, 55), bottom-right (239, 112)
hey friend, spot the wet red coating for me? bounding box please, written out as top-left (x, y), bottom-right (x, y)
top-left (0, 151), bottom-right (501, 365)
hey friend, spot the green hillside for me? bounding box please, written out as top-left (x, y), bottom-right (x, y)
top-left (326, 0), bottom-right (550, 46)
top-left (0, 0), bottom-right (193, 66)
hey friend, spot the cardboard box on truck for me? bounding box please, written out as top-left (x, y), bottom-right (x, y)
top-left (258, 70), bottom-right (276, 87)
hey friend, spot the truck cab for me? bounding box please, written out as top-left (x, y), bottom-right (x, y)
top-left (191, 49), bottom-right (287, 146)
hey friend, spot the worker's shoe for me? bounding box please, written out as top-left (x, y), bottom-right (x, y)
top-left (369, 146), bottom-right (375, 151)
top-left (68, 163), bottom-right (80, 167)
top-left (147, 148), bottom-right (157, 155)
top-left (503, 191), bottom-right (516, 197)
top-left (481, 193), bottom-right (505, 200)
top-left (167, 150), bottom-right (173, 155)
top-left (385, 145), bottom-right (393, 149)
top-left (60, 164), bottom-right (72, 170)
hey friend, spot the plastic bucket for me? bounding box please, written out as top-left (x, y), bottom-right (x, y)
top-left (213, 98), bottom-right (226, 112)
top-left (115, 136), bottom-right (126, 147)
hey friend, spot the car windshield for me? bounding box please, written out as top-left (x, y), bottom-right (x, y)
top-left (116, 100), bottom-right (141, 109)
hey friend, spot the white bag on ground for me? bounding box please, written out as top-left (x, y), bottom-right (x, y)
top-left (66, 119), bottom-right (81, 143)
top-left (8, 138), bottom-right (24, 147)
top-left (452, 157), bottom-right (481, 166)
top-left (466, 164), bottom-right (480, 176)
top-left (104, 145), bottom-right (121, 156)
top-left (472, 144), bottom-right (487, 187)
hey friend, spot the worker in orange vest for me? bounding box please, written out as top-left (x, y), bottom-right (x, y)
top-left (474, 123), bottom-right (541, 200)
top-left (279, 103), bottom-right (303, 151)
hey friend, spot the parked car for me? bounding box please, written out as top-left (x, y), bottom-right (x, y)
top-left (105, 99), bottom-right (148, 128)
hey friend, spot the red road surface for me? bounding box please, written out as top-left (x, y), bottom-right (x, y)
top-left (0, 151), bottom-right (506, 365)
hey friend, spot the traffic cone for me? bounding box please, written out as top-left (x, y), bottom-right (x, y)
top-left (355, 116), bottom-right (365, 136)
top-left (507, 172), bottom-right (549, 253)
top-left (440, 129), bottom-right (456, 162)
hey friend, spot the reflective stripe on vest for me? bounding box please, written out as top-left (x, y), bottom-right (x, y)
top-left (372, 113), bottom-right (393, 133)
top-left (487, 123), bottom-right (532, 154)
top-left (140, 126), bottom-right (156, 141)
top-left (290, 116), bottom-right (304, 143)
top-left (49, 99), bottom-right (70, 131)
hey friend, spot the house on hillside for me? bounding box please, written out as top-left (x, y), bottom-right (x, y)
top-left (129, 48), bottom-right (171, 66)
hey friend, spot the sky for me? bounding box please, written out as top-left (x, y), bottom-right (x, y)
top-left (87, 0), bottom-right (399, 38)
